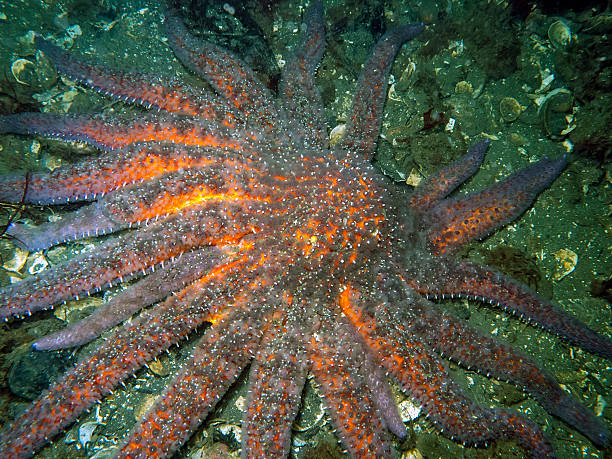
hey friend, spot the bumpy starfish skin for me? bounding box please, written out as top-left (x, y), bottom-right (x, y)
top-left (0, 1), bottom-right (610, 458)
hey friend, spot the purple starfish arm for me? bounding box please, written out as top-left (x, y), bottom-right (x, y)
top-left (35, 36), bottom-right (228, 118)
top-left (7, 200), bottom-right (124, 251)
top-left (403, 294), bottom-right (610, 447)
top-left (308, 313), bottom-right (395, 457)
top-left (334, 22), bottom-right (424, 161)
top-left (410, 139), bottom-right (489, 212)
top-left (280, 0), bottom-right (328, 150)
top-left (345, 298), bottom-right (407, 439)
top-left (33, 247), bottom-right (225, 350)
top-left (423, 155), bottom-right (567, 255)
top-left (0, 112), bottom-right (265, 152)
top-left (362, 339), bottom-right (407, 439)
top-left (164, 9), bottom-right (281, 127)
top-left (406, 258), bottom-right (612, 359)
top-left (0, 143), bottom-right (261, 206)
top-left (339, 289), bottom-right (556, 458)
top-left (116, 305), bottom-right (264, 458)
top-left (243, 302), bottom-right (310, 457)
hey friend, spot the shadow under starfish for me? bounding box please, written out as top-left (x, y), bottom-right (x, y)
top-left (0, 1), bottom-right (610, 458)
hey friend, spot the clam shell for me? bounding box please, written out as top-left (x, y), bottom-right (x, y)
top-left (329, 123), bottom-right (346, 147)
top-left (10, 58), bottom-right (35, 85)
top-left (396, 60), bottom-right (416, 91)
top-left (2, 246), bottom-right (28, 273)
top-left (548, 20), bottom-right (572, 49)
top-left (10, 52), bottom-right (58, 89)
top-left (455, 80), bottom-right (473, 94)
top-left (554, 248), bottom-right (577, 281)
top-left (27, 252), bottom-right (49, 275)
top-left (499, 97), bottom-right (524, 122)
top-left (538, 88), bottom-right (574, 139)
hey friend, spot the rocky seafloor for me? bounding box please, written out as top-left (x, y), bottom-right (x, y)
top-left (0, 0), bottom-right (609, 458)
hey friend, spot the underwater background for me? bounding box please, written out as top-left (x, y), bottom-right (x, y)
top-left (0, 0), bottom-right (610, 457)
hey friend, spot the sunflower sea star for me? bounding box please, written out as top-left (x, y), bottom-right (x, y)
top-left (0, 1), bottom-right (610, 458)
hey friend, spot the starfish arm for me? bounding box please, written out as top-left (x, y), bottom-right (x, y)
top-left (0, 112), bottom-right (265, 152)
top-left (308, 315), bottom-right (394, 458)
top-left (0, 140), bottom-right (270, 207)
top-left (279, 0), bottom-right (328, 150)
top-left (97, 161), bottom-right (272, 225)
top-left (0, 274), bottom-right (232, 458)
top-left (407, 259), bottom-right (612, 359)
top-left (0, 209), bottom-right (225, 320)
top-left (164, 10), bottom-right (281, 128)
top-left (291, 0), bottom-right (325, 73)
top-left (404, 296), bottom-right (610, 447)
top-left (425, 155), bottom-right (567, 255)
top-left (339, 289), bottom-right (555, 458)
top-left (35, 36), bottom-right (231, 118)
top-left (5, 172), bottom-right (204, 251)
top-left (7, 199), bottom-right (124, 251)
top-left (116, 307), bottom-right (263, 459)
top-left (243, 304), bottom-right (310, 458)
top-left (8, 160), bottom-right (268, 251)
top-left (33, 247), bottom-right (224, 350)
top-left (409, 140), bottom-right (489, 212)
top-left (334, 23), bottom-right (424, 161)
top-left (340, 294), bottom-right (406, 439)
top-left (360, 337), bottom-right (407, 439)
top-left (0, 144), bottom-right (233, 205)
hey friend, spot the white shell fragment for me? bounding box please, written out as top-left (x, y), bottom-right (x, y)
top-left (401, 449), bottom-right (424, 459)
top-left (548, 20), bottom-right (572, 49)
top-left (65, 405), bottom-right (105, 451)
top-left (329, 123), bottom-right (346, 147)
top-left (11, 58), bottom-right (35, 85)
top-left (78, 422), bottom-right (100, 450)
top-left (28, 252), bottom-right (49, 275)
top-left (66, 24), bottom-right (82, 39)
top-left (2, 246), bottom-right (28, 273)
top-left (595, 394), bottom-right (607, 417)
top-left (398, 398), bottom-right (422, 421)
top-left (553, 248), bottom-right (577, 281)
top-left (405, 169), bottom-right (424, 187)
top-left (444, 117), bottom-right (456, 132)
